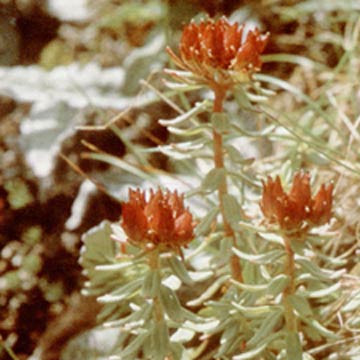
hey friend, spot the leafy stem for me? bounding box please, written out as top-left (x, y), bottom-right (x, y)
top-left (282, 235), bottom-right (297, 333)
top-left (282, 235), bottom-right (304, 360)
top-left (212, 85), bottom-right (243, 282)
top-left (148, 248), bottom-right (165, 323)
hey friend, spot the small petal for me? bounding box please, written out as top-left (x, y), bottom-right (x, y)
top-left (174, 211), bottom-right (194, 245)
top-left (289, 172), bottom-right (312, 221)
top-left (121, 202), bottom-right (148, 243)
top-left (310, 183), bottom-right (333, 225)
top-left (167, 191), bottom-right (185, 217)
top-left (260, 176), bottom-right (287, 223)
top-left (146, 191), bottom-right (175, 244)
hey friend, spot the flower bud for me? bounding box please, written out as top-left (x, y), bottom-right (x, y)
top-left (166, 17), bottom-right (269, 89)
top-left (260, 172), bottom-right (333, 232)
top-left (121, 188), bottom-right (195, 250)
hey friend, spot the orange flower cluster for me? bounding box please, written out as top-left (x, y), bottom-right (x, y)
top-left (260, 172), bottom-right (333, 232)
top-left (121, 188), bottom-right (194, 250)
top-left (167, 17), bottom-right (269, 88)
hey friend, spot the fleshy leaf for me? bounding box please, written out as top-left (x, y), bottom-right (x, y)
top-left (168, 256), bottom-right (194, 286)
top-left (247, 310), bottom-right (282, 347)
top-left (201, 168), bottom-right (226, 193)
top-left (160, 285), bottom-right (184, 322)
top-left (159, 100), bottom-right (209, 126)
top-left (286, 331), bottom-right (302, 360)
top-left (195, 207), bottom-right (219, 237)
top-left (222, 194), bottom-right (242, 225)
top-left (232, 343), bottom-right (267, 360)
top-left (232, 247), bottom-right (285, 265)
top-left (142, 269), bottom-right (161, 298)
top-left (80, 221), bottom-right (124, 296)
top-left (288, 294), bottom-right (313, 317)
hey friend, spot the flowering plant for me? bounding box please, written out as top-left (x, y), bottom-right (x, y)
top-left (78, 14), bottom-right (359, 360)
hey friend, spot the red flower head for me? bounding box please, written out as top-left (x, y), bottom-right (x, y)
top-left (166, 17), bottom-right (269, 88)
top-left (260, 172), bottom-right (333, 232)
top-left (121, 188), bottom-right (194, 250)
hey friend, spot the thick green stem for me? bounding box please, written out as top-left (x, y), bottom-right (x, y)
top-left (283, 236), bottom-right (297, 333)
top-left (212, 85), bottom-right (243, 282)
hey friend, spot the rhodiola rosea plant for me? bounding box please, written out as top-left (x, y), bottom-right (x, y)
top-left (79, 16), bottom-right (360, 360)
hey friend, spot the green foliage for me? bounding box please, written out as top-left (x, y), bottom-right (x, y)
top-left (79, 9), bottom-right (360, 350)
top-left (81, 221), bottom-right (208, 359)
top-left (2, 0), bottom-right (358, 358)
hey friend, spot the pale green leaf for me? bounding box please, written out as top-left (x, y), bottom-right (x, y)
top-left (286, 331), bottom-right (302, 360)
top-left (268, 274), bottom-right (289, 297)
top-left (223, 194), bottom-right (242, 225)
top-left (301, 282), bottom-right (341, 299)
top-left (97, 278), bottom-right (143, 303)
top-left (296, 256), bottom-right (345, 281)
top-left (232, 343), bottom-right (267, 360)
top-left (342, 290), bottom-right (360, 312)
top-left (141, 269), bottom-right (161, 298)
top-left (301, 317), bottom-right (338, 339)
top-left (201, 168), bottom-right (226, 193)
top-left (247, 310), bottom-right (283, 347)
top-left (80, 221), bottom-right (115, 265)
top-left (211, 112), bottom-right (230, 133)
top-left (187, 274), bottom-right (230, 307)
top-left (231, 302), bottom-right (279, 319)
top-left (230, 279), bottom-right (268, 293)
top-left (195, 207), bottom-right (219, 237)
top-left (288, 294), bottom-right (313, 317)
top-left (158, 140), bottom-right (205, 159)
top-left (95, 261), bottom-right (134, 272)
top-left (169, 342), bottom-right (186, 360)
top-left (182, 319), bottom-right (220, 333)
top-left (167, 124), bottom-right (210, 136)
top-left (167, 256), bottom-right (194, 286)
top-left (218, 322), bottom-right (242, 357)
top-left (117, 332), bottom-right (149, 358)
top-left (160, 285), bottom-right (184, 322)
top-left (159, 100), bottom-right (209, 126)
top-left (232, 247), bottom-right (284, 265)
top-left (104, 302), bottom-right (152, 329)
top-left (151, 321), bottom-right (170, 360)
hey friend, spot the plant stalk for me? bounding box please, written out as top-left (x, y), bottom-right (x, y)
top-left (148, 249), bottom-right (165, 323)
top-left (283, 236), bottom-right (297, 333)
top-left (147, 249), bottom-right (173, 359)
top-left (212, 85), bottom-right (243, 282)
